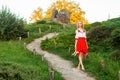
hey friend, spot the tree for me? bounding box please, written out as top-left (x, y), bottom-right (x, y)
top-left (30, 7), bottom-right (43, 22)
top-left (45, 0), bottom-right (89, 24)
top-left (0, 6), bottom-right (27, 40)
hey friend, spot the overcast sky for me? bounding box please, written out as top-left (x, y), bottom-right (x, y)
top-left (0, 0), bottom-right (120, 23)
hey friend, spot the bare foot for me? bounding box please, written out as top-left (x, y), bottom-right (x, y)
top-left (77, 66), bottom-right (80, 70)
top-left (81, 66), bottom-right (85, 71)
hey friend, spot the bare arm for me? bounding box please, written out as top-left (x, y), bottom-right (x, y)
top-left (85, 39), bottom-right (88, 49)
top-left (75, 39), bottom-right (78, 52)
top-left (85, 30), bottom-right (88, 49)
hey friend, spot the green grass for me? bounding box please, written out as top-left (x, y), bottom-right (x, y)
top-left (0, 22), bottom-right (70, 80)
top-left (0, 41), bottom-right (64, 80)
top-left (1, 19), bottom-right (120, 80)
top-left (84, 53), bottom-right (120, 80)
top-left (24, 22), bottom-right (63, 43)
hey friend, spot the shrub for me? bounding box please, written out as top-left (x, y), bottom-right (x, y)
top-left (0, 6), bottom-right (27, 40)
top-left (87, 26), bottom-right (113, 43)
top-left (109, 49), bottom-right (120, 61)
top-left (110, 28), bottom-right (120, 48)
top-left (0, 62), bottom-right (42, 80)
top-left (84, 24), bottom-right (92, 30)
top-left (41, 33), bottom-right (75, 50)
top-left (47, 21), bottom-right (62, 26)
top-left (36, 20), bottom-right (46, 24)
top-left (101, 17), bottom-right (120, 28)
top-left (91, 22), bottom-right (101, 27)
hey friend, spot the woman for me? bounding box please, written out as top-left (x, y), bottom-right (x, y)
top-left (74, 21), bottom-right (88, 70)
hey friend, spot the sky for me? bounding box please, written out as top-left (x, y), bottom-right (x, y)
top-left (0, 0), bottom-right (120, 23)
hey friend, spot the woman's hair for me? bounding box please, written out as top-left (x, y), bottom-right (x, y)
top-left (76, 21), bottom-right (84, 28)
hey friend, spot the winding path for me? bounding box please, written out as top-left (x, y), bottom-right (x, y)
top-left (26, 33), bottom-right (95, 80)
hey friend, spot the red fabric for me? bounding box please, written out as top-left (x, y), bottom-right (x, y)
top-left (75, 37), bottom-right (88, 56)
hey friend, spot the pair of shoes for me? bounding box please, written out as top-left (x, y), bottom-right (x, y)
top-left (72, 52), bottom-right (78, 56)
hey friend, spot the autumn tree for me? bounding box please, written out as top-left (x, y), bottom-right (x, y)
top-left (45, 0), bottom-right (89, 24)
top-left (30, 7), bottom-right (43, 22)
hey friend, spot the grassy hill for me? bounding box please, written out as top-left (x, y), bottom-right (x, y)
top-left (0, 14), bottom-right (120, 79)
top-left (41, 17), bottom-right (120, 80)
top-left (0, 22), bottom-right (65, 80)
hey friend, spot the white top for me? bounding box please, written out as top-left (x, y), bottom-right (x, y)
top-left (75, 29), bottom-right (86, 38)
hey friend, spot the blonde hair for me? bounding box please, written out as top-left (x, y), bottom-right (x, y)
top-left (76, 21), bottom-right (84, 28)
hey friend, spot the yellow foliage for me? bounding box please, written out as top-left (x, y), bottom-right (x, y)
top-left (30, 7), bottom-right (43, 22)
top-left (30, 0), bottom-right (89, 24)
top-left (45, 0), bottom-right (89, 24)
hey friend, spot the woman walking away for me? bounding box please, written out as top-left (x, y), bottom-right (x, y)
top-left (74, 21), bottom-right (88, 71)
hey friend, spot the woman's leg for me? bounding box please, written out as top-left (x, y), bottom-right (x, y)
top-left (78, 52), bottom-right (85, 70)
top-left (77, 61), bottom-right (80, 70)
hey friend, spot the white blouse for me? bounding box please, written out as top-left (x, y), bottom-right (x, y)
top-left (75, 29), bottom-right (86, 38)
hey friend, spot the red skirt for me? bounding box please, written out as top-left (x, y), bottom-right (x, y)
top-left (75, 37), bottom-right (88, 56)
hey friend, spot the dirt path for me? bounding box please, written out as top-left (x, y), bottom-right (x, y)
top-left (26, 33), bottom-right (96, 80)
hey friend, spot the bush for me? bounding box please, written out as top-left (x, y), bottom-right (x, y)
top-left (110, 28), bottom-right (120, 48)
top-left (84, 24), bottom-right (92, 30)
top-left (47, 21), bottom-right (62, 26)
top-left (41, 33), bottom-right (75, 50)
top-left (109, 49), bottom-right (120, 61)
top-left (36, 20), bottom-right (46, 24)
top-left (0, 6), bottom-right (27, 40)
top-left (101, 17), bottom-right (120, 28)
top-left (0, 62), bottom-right (42, 80)
top-left (91, 22), bottom-right (101, 27)
top-left (87, 26), bottom-right (113, 43)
